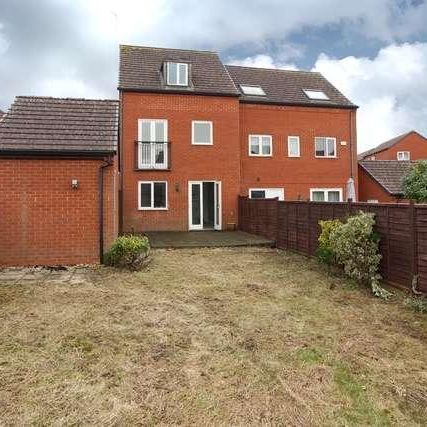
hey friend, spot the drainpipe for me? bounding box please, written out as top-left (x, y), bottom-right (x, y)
top-left (99, 157), bottom-right (113, 263)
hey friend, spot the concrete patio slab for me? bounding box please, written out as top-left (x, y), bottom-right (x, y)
top-left (145, 231), bottom-right (274, 249)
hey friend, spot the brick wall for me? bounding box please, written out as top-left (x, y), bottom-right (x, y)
top-left (239, 103), bottom-right (358, 201)
top-left (121, 92), bottom-right (241, 232)
top-left (371, 132), bottom-right (427, 160)
top-left (0, 158), bottom-right (118, 266)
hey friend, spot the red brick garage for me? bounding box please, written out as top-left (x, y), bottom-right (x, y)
top-left (0, 96), bottom-right (119, 266)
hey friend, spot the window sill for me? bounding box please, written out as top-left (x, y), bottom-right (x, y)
top-left (134, 168), bottom-right (171, 172)
top-left (249, 154), bottom-right (273, 157)
top-left (192, 142), bottom-right (213, 146)
top-left (315, 155), bottom-right (338, 159)
top-left (138, 207), bottom-right (169, 211)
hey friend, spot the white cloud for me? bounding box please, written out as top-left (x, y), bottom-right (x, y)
top-left (312, 43), bottom-right (427, 152)
top-left (0, 23), bottom-right (9, 55)
top-left (36, 78), bottom-right (108, 100)
top-left (228, 54), bottom-right (297, 70)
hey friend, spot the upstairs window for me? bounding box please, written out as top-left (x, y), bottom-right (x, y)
top-left (288, 136), bottom-right (300, 157)
top-left (240, 85), bottom-right (266, 96)
top-left (397, 151), bottom-right (410, 161)
top-left (166, 62), bottom-right (188, 86)
top-left (303, 89), bottom-right (329, 100)
top-left (192, 121), bottom-right (213, 145)
top-left (249, 135), bottom-right (272, 156)
top-left (315, 137), bottom-right (336, 158)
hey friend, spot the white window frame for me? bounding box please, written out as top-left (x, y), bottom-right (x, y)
top-left (191, 121), bottom-right (213, 145)
top-left (137, 119), bottom-right (168, 169)
top-left (315, 137), bottom-right (337, 158)
top-left (303, 89), bottom-right (330, 100)
top-left (367, 199), bottom-right (379, 203)
top-left (249, 188), bottom-right (284, 201)
top-left (240, 85), bottom-right (266, 96)
top-left (248, 134), bottom-right (273, 157)
top-left (138, 181), bottom-right (168, 210)
top-left (287, 136), bottom-right (300, 157)
top-left (310, 188), bottom-right (343, 202)
top-left (397, 151), bottom-right (410, 161)
top-left (166, 62), bottom-right (188, 86)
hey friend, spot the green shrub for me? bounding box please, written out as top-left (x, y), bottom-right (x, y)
top-left (404, 296), bottom-right (427, 314)
top-left (104, 235), bottom-right (150, 270)
top-left (318, 212), bottom-right (392, 299)
top-left (402, 160), bottom-right (427, 202)
top-left (317, 219), bottom-right (342, 265)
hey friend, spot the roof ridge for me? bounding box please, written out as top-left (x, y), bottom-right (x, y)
top-left (120, 44), bottom-right (217, 55)
top-left (225, 64), bottom-right (319, 74)
top-left (15, 96), bottom-right (119, 103)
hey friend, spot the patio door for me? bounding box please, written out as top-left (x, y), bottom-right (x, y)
top-left (188, 181), bottom-right (221, 230)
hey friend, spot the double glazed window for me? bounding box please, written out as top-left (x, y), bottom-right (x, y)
top-left (310, 188), bottom-right (342, 202)
top-left (166, 62), bottom-right (188, 86)
top-left (249, 135), bottom-right (272, 156)
top-left (138, 181), bottom-right (167, 210)
top-left (138, 119), bottom-right (168, 169)
top-left (397, 151), bottom-right (410, 161)
top-left (249, 188), bottom-right (284, 200)
top-left (288, 136), bottom-right (300, 157)
top-left (192, 121), bottom-right (213, 145)
top-left (315, 137), bottom-right (336, 158)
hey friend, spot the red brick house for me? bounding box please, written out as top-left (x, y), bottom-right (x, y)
top-left (0, 97), bottom-right (119, 266)
top-left (358, 131), bottom-right (426, 202)
top-left (118, 45), bottom-right (358, 232)
top-left (358, 160), bottom-right (413, 203)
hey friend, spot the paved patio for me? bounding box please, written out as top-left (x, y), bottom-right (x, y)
top-left (145, 231), bottom-right (274, 248)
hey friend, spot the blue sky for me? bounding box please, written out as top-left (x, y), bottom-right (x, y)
top-left (1, 0), bottom-right (427, 152)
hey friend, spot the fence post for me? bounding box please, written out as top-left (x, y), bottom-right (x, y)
top-left (307, 201), bottom-right (312, 255)
top-left (409, 201), bottom-right (418, 289)
top-left (347, 199), bottom-right (353, 217)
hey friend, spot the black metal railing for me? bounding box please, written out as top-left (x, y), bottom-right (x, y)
top-left (135, 141), bottom-right (171, 170)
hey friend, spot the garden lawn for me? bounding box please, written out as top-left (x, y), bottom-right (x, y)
top-left (0, 247), bottom-right (426, 425)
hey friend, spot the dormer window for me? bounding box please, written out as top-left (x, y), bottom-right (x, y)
top-left (303, 89), bottom-right (329, 100)
top-left (166, 62), bottom-right (188, 86)
top-left (240, 85), bottom-right (266, 96)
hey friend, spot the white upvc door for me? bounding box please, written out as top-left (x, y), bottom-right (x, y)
top-left (188, 181), bottom-right (222, 231)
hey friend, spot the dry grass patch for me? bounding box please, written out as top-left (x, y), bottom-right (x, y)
top-left (0, 247), bottom-right (426, 425)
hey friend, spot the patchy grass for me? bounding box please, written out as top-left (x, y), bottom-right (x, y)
top-left (0, 247), bottom-right (426, 425)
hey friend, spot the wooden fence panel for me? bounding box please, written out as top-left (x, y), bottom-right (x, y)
top-left (238, 196), bottom-right (427, 294)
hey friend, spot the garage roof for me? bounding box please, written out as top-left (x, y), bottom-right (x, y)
top-left (0, 96), bottom-right (119, 155)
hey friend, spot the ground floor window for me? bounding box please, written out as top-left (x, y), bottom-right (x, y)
top-left (249, 188), bottom-right (284, 200)
top-left (310, 188), bottom-right (342, 202)
top-left (138, 181), bottom-right (167, 210)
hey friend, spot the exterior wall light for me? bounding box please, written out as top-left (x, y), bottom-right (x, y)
top-left (71, 179), bottom-right (79, 189)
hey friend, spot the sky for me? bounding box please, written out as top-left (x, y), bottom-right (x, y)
top-left (1, 0), bottom-right (427, 153)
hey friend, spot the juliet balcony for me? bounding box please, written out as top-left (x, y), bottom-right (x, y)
top-left (135, 141), bottom-right (171, 170)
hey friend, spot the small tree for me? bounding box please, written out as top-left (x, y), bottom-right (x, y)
top-left (402, 161), bottom-right (427, 202)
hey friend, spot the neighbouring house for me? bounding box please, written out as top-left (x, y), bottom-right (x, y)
top-left (118, 45), bottom-right (358, 233)
top-left (358, 131), bottom-right (427, 202)
top-left (358, 160), bottom-right (413, 203)
top-left (0, 96), bottom-right (119, 266)
top-left (358, 131), bottom-right (427, 161)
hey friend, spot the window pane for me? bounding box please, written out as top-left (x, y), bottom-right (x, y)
top-left (194, 122), bottom-right (211, 144)
top-left (191, 184), bottom-right (201, 225)
top-left (141, 121), bottom-right (151, 141)
top-left (153, 183), bottom-right (166, 208)
top-left (312, 191), bottom-right (325, 202)
top-left (328, 191), bottom-right (340, 202)
top-left (178, 63), bottom-right (188, 85)
top-left (154, 144), bottom-right (165, 165)
top-left (315, 138), bottom-right (325, 156)
top-left (251, 190), bottom-right (265, 199)
top-left (140, 183), bottom-right (152, 207)
top-left (288, 137), bottom-right (299, 156)
top-left (167, 62), bottom-right (178, 85)
top-left (261, 137), bottom-right (271, 155)
top-left (250, 136), bottom-right (259, 154)
top-left (140, 143), bottom-right (151, 166)
top-left (154, 121), bottom-right (166, 142)
top-left (327, 138), bottom-right (335, 156)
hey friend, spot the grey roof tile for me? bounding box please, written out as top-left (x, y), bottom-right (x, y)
top-left (119, 45), bottom-right (239, 96)
top-left (359, 160), bottom-right (414, 195)
top-left (0, 96), bottom-right (119, 153)
top-left (225, 65), bottom-right (356, 108)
